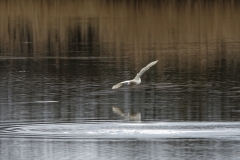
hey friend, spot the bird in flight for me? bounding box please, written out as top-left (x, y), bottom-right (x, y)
top-left (112, 60), bottom-right (158, 89)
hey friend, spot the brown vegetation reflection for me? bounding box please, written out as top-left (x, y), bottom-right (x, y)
top-left (1, 0), bottom-right (240, 70)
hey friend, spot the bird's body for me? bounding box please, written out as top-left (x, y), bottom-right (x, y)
top-left (112, 60), bottom-right (158, 89)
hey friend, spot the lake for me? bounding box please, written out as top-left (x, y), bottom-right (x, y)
top-left (1, 1), bottom-right (240, 160)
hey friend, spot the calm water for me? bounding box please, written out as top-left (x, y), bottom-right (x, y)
top-left (1, 1), bottom-right (240, 160)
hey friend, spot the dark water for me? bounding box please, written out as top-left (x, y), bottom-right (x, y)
top-left (1, 1), bottom-right (240, 160)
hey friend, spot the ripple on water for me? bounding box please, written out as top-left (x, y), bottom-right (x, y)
top-left (0, 122), bottom-right (240, 140)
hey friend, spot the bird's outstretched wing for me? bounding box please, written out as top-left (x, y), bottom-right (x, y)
top-left (134, 60), bottom-right (158, 80)
top-left (112, 80), bottom-right (130, 89)
top-left (112, 82), bottom-right (123, 89)
top-left (112, 106), bottom-right (125, 117)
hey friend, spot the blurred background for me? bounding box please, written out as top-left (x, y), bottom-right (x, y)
top-left (1, 0), bottom-right (240, 122)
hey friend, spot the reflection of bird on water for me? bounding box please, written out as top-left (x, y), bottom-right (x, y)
top-left (112, 60), bottom-right (158, 89)
top-left (112, 106), bottom-right (141, 121)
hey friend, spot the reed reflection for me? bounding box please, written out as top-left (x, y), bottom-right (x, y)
top-left (1, 0), bottom-right (240, 73)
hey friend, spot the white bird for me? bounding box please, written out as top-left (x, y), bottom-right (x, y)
top-left (112, 106), bottom-right (141, 121)
top-left (112, 60), bottom-right (158, 89)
